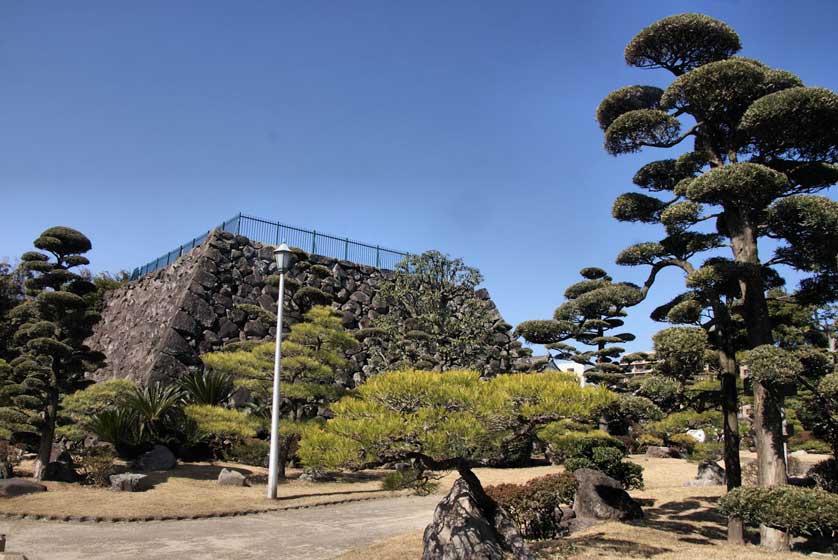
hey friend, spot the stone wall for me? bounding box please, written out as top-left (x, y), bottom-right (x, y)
top-left (88, 229), bottom-right (528, 386)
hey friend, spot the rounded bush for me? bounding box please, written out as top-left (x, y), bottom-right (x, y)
top-left (719, 485), bottom-right (838, 536)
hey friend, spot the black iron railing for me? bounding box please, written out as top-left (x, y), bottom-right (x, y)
top-left (130, 213), bottom-right (410, 280)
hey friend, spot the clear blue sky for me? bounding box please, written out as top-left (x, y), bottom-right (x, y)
top-left (2, 1), bottom-right (837, 353)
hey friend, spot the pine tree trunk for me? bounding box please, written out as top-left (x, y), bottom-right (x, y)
top-left (727, 211), bottom-right (788, 550)
top-left (720, 351), bottom-right (744, 544)
top-left (34, 394), bottom-right (58, 481)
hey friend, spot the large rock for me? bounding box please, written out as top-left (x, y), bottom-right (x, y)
top-left (0, 478), bottom-right (47, 498)
top-left (110, 473), bottom-right (149, 492)
top-left (422, 477), bottom-right (531, 560)
top-left (136, 445), bottom-right (176, 471)
top-left (645, 446), bottom-right (680, 459)
top-left (685, 460), bottom-right (725, 487)
top-left (217, 468), bottom-right (249, 487)
top-left (572, 469), bottom-right (643, 521)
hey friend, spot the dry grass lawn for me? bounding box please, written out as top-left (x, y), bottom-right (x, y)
top-left (338, 453), bottom-right (833, 560)
top-left (1, 460), bottom-right (405, 518)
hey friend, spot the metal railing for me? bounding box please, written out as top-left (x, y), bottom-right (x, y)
top-left (130, 213), bottom-right (410, 280)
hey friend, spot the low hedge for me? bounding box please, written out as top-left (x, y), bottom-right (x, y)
top-left (718, 485), bottom-right (838, 536)
top-left (485, 473), bottom-right (577, 540)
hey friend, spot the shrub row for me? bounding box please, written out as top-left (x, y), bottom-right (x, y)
top-left (719, 485), bottom-right (838, 536)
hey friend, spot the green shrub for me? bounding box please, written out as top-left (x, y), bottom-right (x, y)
top-left (789, 436), bottom-right (832, 454)
top-left (57, 379), bottom-right (136, 442)
top-left (539, 429), bottom-right (626, 464)
top-left (381, 469), bottom-right (438, 496)
top-left (233, 303), bottom-right (277, 324)
top-left (690, 441), bottom-right (723, 462)
top-left (719, 485), bottom-right (838, 536)
top-left (73, 446), bottom-right (117, 487)
top-left (636, 433), bottom-right (663, 450)
top-left (644, 410), bottom-right (722, 438)
top-left (809, 459), bottom-right (838, 493)
top-left (309, 264), bottom-right (332, 278)
top-left (564, 446), bottom-right (644, 490)
top-left (224, 438), bottom-right (269, 467)
top-left (485, 473), bottom-right (577, 539)
top-left (668, 433), bottom-right (698, 455)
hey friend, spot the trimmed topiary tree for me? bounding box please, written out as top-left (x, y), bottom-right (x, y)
top-left (598, 12), bottom-right (838, 550)
top-left (515, 267), bottom-right (641, 389)
top-left (0, 227), bottom-right (104, 479)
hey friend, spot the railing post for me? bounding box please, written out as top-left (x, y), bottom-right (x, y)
top-left (344, 238), bottom-right (349, 260)
top-left (376, 245), bottom-right (380, 268)
top-left (275, 223), bottom-right (280, 245)
top-left (311, 230), bottom-right (317, 254)
top-left (236, 212), bottom-right (242, 235)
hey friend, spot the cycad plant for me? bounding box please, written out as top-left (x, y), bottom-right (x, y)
top-left (178, 369), bottom-right (233, 406)
top-left (128, 383), bottom-right (182, 444)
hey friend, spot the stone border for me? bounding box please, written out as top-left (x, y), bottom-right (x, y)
top-left (0, 494), bottom-right (391, 524)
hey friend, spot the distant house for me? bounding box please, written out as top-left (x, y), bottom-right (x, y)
top-left (554, 361), bottom-right (588, 386)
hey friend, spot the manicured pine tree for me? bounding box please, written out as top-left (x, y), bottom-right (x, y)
top-left (372, 251), bottom-right (504, 374)
top-left (515, 267), bottom-right (640, 389)
top-left (1, 227), bottom-right (104, 479)
top-left (202, 305), bottom-right (359, 477)
top-left (598, 13), bottom-right (838, 549)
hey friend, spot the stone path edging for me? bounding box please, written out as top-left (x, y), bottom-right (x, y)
top-left (0, 494), bottom-right (390, 524)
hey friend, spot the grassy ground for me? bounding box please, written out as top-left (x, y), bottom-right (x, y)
top-left (337, 452), bottom-right (833, 560)
top-left (2, 460), bottom-right (405, 518)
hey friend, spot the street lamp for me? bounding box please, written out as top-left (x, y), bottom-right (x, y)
top-left (267, 241), bottom-right (293, 499)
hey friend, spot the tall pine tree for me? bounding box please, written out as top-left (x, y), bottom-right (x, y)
top-left (1, 227), bottom-right (104, 479)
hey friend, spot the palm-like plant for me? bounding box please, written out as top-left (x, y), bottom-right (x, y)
top-left (178, 369), bottom-right (234, 406)
top-left (88, 408), bottom-right (140, 447)
top-left (128, 383), bottom-right (182, 442)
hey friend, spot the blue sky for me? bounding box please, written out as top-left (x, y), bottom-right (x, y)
top-left (1, 1), bottom-right (837, 353)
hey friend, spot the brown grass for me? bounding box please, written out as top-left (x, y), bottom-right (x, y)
top-left (1, 461), bottom-right (405, 518)
top-left (336, 453), bottom-right (832, 560)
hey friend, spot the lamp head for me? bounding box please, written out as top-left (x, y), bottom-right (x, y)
top-left (274, 242), bottom-right (293, 273)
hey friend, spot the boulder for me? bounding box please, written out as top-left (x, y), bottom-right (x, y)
top-left (645, 446), bottom-right (680, 459)
top-left (136, 445), bottom-right (176, 471)
top-left (110, 473), bottom-right (149, 492)
top-left (789, 449), bottom-right (809, 458)
top-left (43, 460), bottom-right (78, 483)
top-left (685, 460), bottom-right (725, 487)
top-left (0, 478), bottom-right (47, 498)
top-left (422, 477), bottom-right (531, 560)
top-left (218, 468), bottom-right (249, 487)
top-left (572, 469), bottom-right (643, 521)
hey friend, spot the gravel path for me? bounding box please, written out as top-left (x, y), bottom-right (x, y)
top-left (0, 495), bottom-right (438, 560)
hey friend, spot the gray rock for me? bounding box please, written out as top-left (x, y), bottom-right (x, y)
top-left (217, 317), bottom-right (239, 339)
top-left (110, 473), bottom-right (149, 492)
top-left (0, 478), bottom-right (47, 497)
top-left (572, 469), bottom-right (643, 521)
top-left (136, 445), bottom-right (176, 471)
top-left (645, 446), bottom-right (680, 459)
top-left (422, 477), bottom-right (531, 560)
top-left (685, 459), bottom-right (725, 487)
top-left (218, 468), bottom-right (249, 487)
top-left (243, 319), bottom-right (267, 338)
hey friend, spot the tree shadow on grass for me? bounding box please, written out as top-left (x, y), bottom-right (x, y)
top-left (534, 532), bottom-right (672, 558)
top-left (634, 495), bottom-right (731, 544)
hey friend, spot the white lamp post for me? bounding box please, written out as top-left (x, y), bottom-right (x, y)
top-left (267, 241), bottom-right (293, 499)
